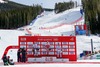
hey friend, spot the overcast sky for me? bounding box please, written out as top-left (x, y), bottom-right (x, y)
top-left (9, 0), bottom-right (81, 9)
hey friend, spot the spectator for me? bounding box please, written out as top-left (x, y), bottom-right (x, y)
top-left (7, 56), bottom-right (14, 65)
top-left (22, 48), bottom-right (27, 63)
top-left (7, 56), bottom-right (10, 64)
top-left (17, 48), bottom-right (22, 62)
top-left (80, 8), bottom-right (83, 15)
top-left (2, 54), bottom-right (8, 66)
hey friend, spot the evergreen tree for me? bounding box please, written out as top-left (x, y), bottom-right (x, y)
top-left (54, 1), bottom-right (75, 13)
top-left (82, 0), bottom-right (100, 34)
top-left (0, 1), bottom-right (43, 29)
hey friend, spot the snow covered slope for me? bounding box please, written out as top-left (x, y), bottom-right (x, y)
top-left (0, 6), bottom-right (100, 63)
top-left (0, 30), bottom-right (25, 59)
top-left (33, 7), bottom-right (83, 27)
top-left (0, 0), bottom-right (6, 3)
top-left (28, 7), bottom-right (84, 36)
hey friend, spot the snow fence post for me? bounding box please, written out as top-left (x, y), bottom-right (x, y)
top-left (91, 39), bottom-right (94, 53)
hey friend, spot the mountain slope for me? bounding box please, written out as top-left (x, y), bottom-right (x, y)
top-left (0, 0), bottom-right (43, 29)
top-left (0, 0), bottom-right (5, 3)
top-left (0, 1), bottom-right (28, 11)
top-left (0, 6), bottom-right (100, 63)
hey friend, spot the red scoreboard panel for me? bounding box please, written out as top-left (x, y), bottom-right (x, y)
top-left (19, 36), bottom-right (77, 61)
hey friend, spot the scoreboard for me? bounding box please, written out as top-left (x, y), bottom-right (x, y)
top-left (19, 36), bottom-right (77, 62)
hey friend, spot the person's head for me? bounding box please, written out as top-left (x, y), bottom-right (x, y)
top-left (4, 54), bottom-right (6, 56)
top-left (8, 56), bottom-right (10, 59)
top-left (3, 54), bottom-right (7, 57)
top-left (22, 47), bottom-right (26, 51)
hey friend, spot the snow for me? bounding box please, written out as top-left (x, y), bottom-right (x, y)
top-left (1, 63), bottom-right (100, 67)
top-left (0, 0), bottom-right (6, 3)
top-left (33, 7), bottom-right (83, 28)
top-left (0, 6), bottom-right (100, 66)
top-left (77, 35), bottom-right (100, 52)
top-left (0, 30), bottom-right (25, 61)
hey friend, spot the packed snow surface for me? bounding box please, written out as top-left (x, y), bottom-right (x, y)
top-left (0, 6), bottom-right (100, 67)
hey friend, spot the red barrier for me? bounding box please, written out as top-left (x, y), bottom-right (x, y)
top-left (2, 45), bottom-right (19, 59)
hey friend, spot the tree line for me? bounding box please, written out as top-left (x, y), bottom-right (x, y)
top-left (0, 1), bottom-right (43, 29)
top-left (82, 0), bottom-right (100, 34)
top-left (54, 1), bottom-right (77, 13)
